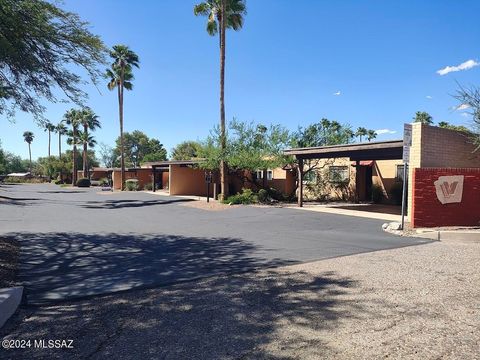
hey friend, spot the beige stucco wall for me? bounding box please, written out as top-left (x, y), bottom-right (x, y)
top-left (169, 165), bottom-right (209, 196)
top-left (372, 159), bottom-right (403, 201)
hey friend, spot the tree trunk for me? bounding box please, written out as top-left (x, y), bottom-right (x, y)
top-left (118, 73), bottom-right (125, 191)
top-left (219, 0), bottom-right (229, 199)
top-left (48, 130), bottom-right (51, 157)
top-left (28, 143), bottom-right (32, 172)
top-left (83, 124), bottom-right (88, 178)
top-left (59, 133), bottom-right (62, 159)
top-left (72, 128), bottom-right (77, 186)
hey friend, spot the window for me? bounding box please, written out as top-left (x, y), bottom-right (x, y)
top-left (329, 166), bottom-right (349, 183)
top-left (255, 170), bottom-right (263, 180)
top-left (303, 170), bottom-right (317, 183)
top-left (266, 170), bottom-right (273, 181)
top-left (396, 165), bottom-right (405, 182)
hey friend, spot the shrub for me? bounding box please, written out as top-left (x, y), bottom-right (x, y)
top-left (54, 179), bottom-right (64, 185)
top-left (143, 182), bottom-right (153, 191)
top-left (99, 178), bottom-right (109, 186)
top-left (223, 188), bottom-right (258, 205)
top-left (257, 188), bottom-right (268, 203)
top-left (371, 184), bottom-right (384, 203)
top-left (76, 178), bottom-right (91, 187)
top-left (125, 179), bottom-right (139, 191)
top-left (389, 182), bottom-right (404, 205)
top-left (3, 176), bottom-right (46, 184)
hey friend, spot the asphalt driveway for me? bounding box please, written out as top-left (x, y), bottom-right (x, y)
top-left (0, 184), bottom-right (428, 304)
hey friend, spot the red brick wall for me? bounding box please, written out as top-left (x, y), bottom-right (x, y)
top-left (412, 168), bottom-right (480, 227)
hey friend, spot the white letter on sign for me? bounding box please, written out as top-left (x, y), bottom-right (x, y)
top-left (434, 175), bottom-right (464, 204)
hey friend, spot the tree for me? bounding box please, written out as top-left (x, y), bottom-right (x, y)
top-left (98, 143), bottom-right (117, 168)
top-left (438, 121), bottom-right (473, 134)
top-left (413, 111), bottom-right (433, 125)
top-left (63, 109), bottom-right (81, 185)
top-left (78, 108), bottom-right (101, 177)
top-left (43, 122), bottom-right (55, 157)
top-left (367, 129), bottom-right (377, 142)
top-left (0, 0), bottom-right (106, 120)
top-left (355, 127), bottom-right (368, 142)
top-left (171, 141), bottom-right (202, 160)
top-left (194, 0), bottom-right (247, 199)
top-left (55, 123), bottom-right (68, 158)
top-left (22, 131), bottom-right (34, 171)
top-left (114, 131), bottom-right (167, 167)
top-left (454, 84), bottom-right (480, 150)
top-left (106, 45), bottom-right (140, 190)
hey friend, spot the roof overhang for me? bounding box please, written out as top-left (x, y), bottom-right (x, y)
top-left (284, 140), bottom-right (404, 161)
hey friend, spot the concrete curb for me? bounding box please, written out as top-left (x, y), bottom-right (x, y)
top-left (0, 287), bottom-right (23, 329)
top-left (382, 222), bottom-right (480, 241)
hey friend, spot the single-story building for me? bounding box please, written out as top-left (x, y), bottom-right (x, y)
top-left (284, 122), bottom-right (480, 227)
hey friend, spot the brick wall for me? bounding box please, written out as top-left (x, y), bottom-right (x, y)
top-left (412, 168), bottom-right (480, 227)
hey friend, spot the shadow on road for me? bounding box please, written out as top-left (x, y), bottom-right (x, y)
top-left (15, 232), bottom-right (296, 304)
top-left (81, 198), bottom-right (194, 209)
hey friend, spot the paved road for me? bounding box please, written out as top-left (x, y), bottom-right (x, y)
top-left (0, 184), bottom-right (428, 304)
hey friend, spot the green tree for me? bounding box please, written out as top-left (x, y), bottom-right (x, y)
top-left (78, 108), bottom-right (101, 177)
top-left (355, 127), bottom-right (368, 142)
top-left (194, 0), bottom-right (247, 199)
top-left (454, 84), bottom-right (480, 150)
top-left (43, 122), bottom-right (55, 157)
top-left (413, 111), bottom-right (433, 125)
top-left (106, 45), bottom-right (140, 190)
top-left (55, 122), bottom-right (68, 159)
top-left (63, 109), bottom-right (81, 185)
top-left (367, 129), bottom-right (377, 142)
top-left (0, 0), bottom-right (106, 120)
top-left (22, 131), bottom-right (34, 171)
top-left (171, 141), bottom-right (202, 160)
top-left (114, 131), bottom-right (167, 167)
top-left (438, 121), bottom-right (472, 133)
top-left (98, 143), bottom-right (117, 168)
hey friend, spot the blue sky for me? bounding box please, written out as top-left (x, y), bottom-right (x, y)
top-left (2, 0), bottom-right (480, 161)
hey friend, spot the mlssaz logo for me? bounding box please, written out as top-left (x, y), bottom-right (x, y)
top-left (434, 175), bottom-right (464, 204)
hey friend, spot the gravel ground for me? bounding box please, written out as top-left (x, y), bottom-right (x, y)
top-left (0, 237), bottom-right (19, 288)
top-left (1, 237), bottom-right (479, 359)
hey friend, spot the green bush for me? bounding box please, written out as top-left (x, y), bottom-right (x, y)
top-left (257, 188), bottom-right (268, 203)
top-left (223, 188), bottom-right (258, 205)
top-left (389, 182), bottom-right (404, 205)
top-left (143, 182), bottom-right (153, 191)
top-left (125, 179), bottom-right (139, 191)
top-left (54, 179), bottom-right (64, 185)
top-left (371, 184), bottom-right (384, 203)
top-left (3, 176), bottom-right (45, 184)
top-left (76, 178), bottom-right (91, 187)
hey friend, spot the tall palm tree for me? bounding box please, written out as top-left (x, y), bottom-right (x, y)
top-left (22, 131), bottom-right (34, 172)
top-left (194, 0), bottom-right (246, 199)
top-left (106, 45), bottom-right (139, 190)
top-left (44, 122), bottom-right (55, 157)
top-left (55, 122), bottom-right (68, 159)
top-left (78, 108), bottom-right (101, 178)
top-left (356, 127), bottom-right (368, 142)
top-left (367, 129), bottom-right (377, 142)
top-left (64, 109), bottom-right (81, 185)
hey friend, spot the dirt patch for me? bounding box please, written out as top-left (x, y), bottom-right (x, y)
top-left (0, 237), bottom-right (19, 288)
top-left (180, 200), bottom-right (237, 211)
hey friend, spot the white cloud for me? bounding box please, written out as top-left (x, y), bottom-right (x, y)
top-left (333, 91), bottom-right (341, 96)
top-left (426, 95), bottom-right (433, 99)
top-left (456, 103), bottom-right (471, 110)
top-left (461, 112), bottom-right (469, 117)
top-left (375, 129), bottom-right (397, 135)
top-left (437, 59), bottom-right (479, 76)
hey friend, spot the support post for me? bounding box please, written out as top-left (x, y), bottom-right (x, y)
top-left (297, 157), bottom-right (304, 207)
top-left (152, 167), bottom-right (156, 192)
top-left (400, 163), bottom-right (408, 230)
top-left (355, 160), bottom-right (360, 204)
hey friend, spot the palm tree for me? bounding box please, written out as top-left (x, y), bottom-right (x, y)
top-left (344, 128), bottom-right (354, 144)
top-left (64, 109), bottom-right (81, 185)
top-left (78, 108), bottom-right (101, 178)
top-left (194, 0), bottom-right (247, 199)
top-left (55, 122), bottom-right (68, 159)
top-left (22, 131), bottom-right (34, 172)
top-left (44, 122), bottom-right (55, 157)
top-left (356, 127), bottom-right (368, 142)
top-left (106, 45), bottom-right (139, 190)
top-left (413, 111), bottom-right (433, 125)
top-left (367, 129), bottom-right (377, 142)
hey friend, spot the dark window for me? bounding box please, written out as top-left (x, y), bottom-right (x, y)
top-left (329, 166), bottom-right (349, 183)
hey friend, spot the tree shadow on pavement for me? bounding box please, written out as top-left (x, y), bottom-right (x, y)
top-left (13, 232), bottom-right (296, 304)
top-left (1, 268), bottom-right (362, 359)
top-left (81, 198), bottom-right (194, 209)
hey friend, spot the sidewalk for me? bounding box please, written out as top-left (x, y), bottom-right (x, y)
top-left (286, 204), bottom-right (402, 222)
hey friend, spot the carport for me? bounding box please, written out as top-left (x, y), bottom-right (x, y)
top-left (284, 140), bottom-right (404, 207)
